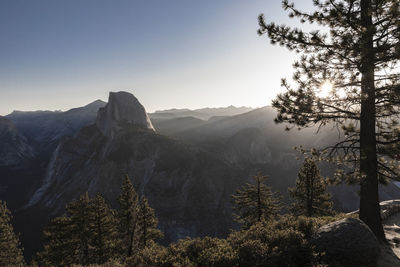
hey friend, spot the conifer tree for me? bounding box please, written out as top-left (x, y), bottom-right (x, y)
top-left (89, 193), bottom-right (119, 264)
top-left (39, 193), bottom-right (121, 265)
top-left (258, 0), bottom-right (400, 240)
top-left (0, 200), bottom-right (25, 266)
top-left (38, 216), bottom-right (74, 266)
top-left (137, 197), bottom-right (163, 248)
top-left (66, 192), bottom-right (92, 265)
top-left (232, 174), bottom-right (281, 228)
top-left (289, 158), bottom-right (333, 217)
top-left (118, 175), bottom-right (139, 257)
top-left (39, 194), bottom-right (92, 266)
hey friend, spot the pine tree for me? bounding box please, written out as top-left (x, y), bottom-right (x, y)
top-left (0, 200), bottom-right (25, 266)
top-left (289, 158), bottom-right (333, 217)
top-left (136, 197), bottom-right (163, 248)
top-left (232, 174), bottom-right (281, 228)
top-left (38, 216), bottom-right (74, 266)
top-left (258, 0), bottom-right (400, 240)
top-left (118, 175), bottom-right (139, 257)
top-left (66, 192), bottom-right (92, 265)
top-left (89, 193), bottom-right (119, 264)
top-left (39, 194), bottom-right (92, 266)
top-left (39, 193), bottom-right (121, 265)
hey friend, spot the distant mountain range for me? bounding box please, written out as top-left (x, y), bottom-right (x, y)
top-left (149, 106), bottom-right (254, 121)
top-left (1, 92), bottom-right (399, 259)
top-left (6, 100), bottom-right (106, 151)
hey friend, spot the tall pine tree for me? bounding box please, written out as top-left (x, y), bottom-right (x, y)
top-left (118, 175), bottom-right (139, 257)
top-left (38, 216), bottom-right (74, 266)
top-left (289, 158), bottom-right (333, 216)
top-left (232, 174), bottom-right (281, 228)
top-left (39, 193), bottom-right (93, 266)
top-left (39, 193), bottom-right (121, 265)
top-left (258, 0), bottom-right (400, 240)
top-left (0, 200), bottom-right (25, 266)
top-left (67, 192), bottom-right (92, 265)
top-left (89, 193), bottom-right (119, 264)
top-left (136, 196), bottom-right (163, 248)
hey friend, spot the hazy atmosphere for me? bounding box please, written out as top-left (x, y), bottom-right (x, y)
top-left (0, 0), bottom-right (313, 115)
top-left (1, 1), bottom-right (399, 266)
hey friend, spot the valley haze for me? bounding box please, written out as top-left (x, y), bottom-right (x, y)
top-left (1, 91), bottom-right (400, 260)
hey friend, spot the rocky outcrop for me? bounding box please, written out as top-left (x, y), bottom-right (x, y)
top-left (96, 91), bottom-right (154, 137)
top-left (312, 218), bottom-right (380, 266)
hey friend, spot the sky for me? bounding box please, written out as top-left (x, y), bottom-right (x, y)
top-left (0, 0), bottom-right (315, 115)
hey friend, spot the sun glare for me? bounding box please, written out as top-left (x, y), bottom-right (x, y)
top-left (318, 81), bottom-right (334, 97)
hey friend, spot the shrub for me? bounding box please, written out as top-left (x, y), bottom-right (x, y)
top-left (125, 241), bottom-right (166, 266)
top-left (161, 237), bottom-right (237, 267)
top-left (228, 219), bottom-right (317, 267)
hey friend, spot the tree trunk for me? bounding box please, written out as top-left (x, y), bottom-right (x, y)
top-left (359, 0), bottom-right (386, 242)
top-left (128, 223), bottom-right (136, 256)
top-left (309, 170), bottom-right (314, 217)
top-left (257, 178), bottom-right (262, 222)
top-left (306, 168), bottom-right (312, 217)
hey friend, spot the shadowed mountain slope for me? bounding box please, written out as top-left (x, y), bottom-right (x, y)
top-left (152, 107), bottom-right (400, 212)
top-left (21, 92), bottom-right (241, 258)
top-left (0, 116), bottom-right (34, 167)
top-left (6, 100), bottom-right (106, 150)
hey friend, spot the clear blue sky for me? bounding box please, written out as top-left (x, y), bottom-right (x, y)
top-left (0, 0), bottom-right (313, 115)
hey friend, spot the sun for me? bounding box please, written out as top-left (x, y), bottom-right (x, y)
top-left (318, 81), bottom-right (334, 97)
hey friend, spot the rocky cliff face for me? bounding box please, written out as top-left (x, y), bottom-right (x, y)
top-left (1, 100), bottom-right (106, 210)
top-left (96, 91), bottom-right (154, 137)
top-left (27, 91), bottom-right (240, 245)
top-left (0, 116), bottom-right (34, 167)
top-left (0, 117), bottom-right (37, 213)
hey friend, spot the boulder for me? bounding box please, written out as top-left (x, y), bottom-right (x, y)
top-left (311, 218), bottom-right (380, 267)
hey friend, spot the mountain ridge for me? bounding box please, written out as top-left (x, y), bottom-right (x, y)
top-left (1, 92), bottom-right (400, 260)
top-left (150, 106), bottom-right (254, 120)
top-left (23, 92), bottom-right (241, 255)
top-left (6, 100), bottom-right (106, 150)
